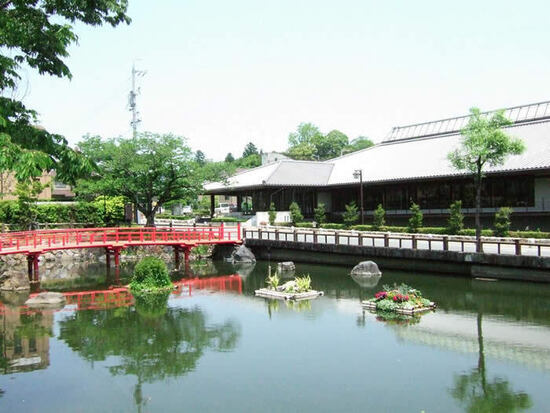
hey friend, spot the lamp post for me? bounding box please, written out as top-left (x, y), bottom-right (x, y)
top-left (353, 169), bottom-right (364, 225)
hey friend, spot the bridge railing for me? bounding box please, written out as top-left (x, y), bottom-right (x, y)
top-left (0, 224), bottom-right (241, 253)
top-left (243, 226), bottom-right (550, 257)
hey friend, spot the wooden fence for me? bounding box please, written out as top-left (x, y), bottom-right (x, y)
top-left (243, 227), bottom-right (550, 257)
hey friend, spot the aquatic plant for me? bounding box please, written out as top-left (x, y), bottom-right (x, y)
top-left (266, 273), bottom-right (280, 290)
top-left (294, 275), bottom-right (312, 293)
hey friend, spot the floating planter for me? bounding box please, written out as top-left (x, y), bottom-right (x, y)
top-left (255, 274), bottom-right (324, 301)
top-left (362, 283), bottom-right (436, 315)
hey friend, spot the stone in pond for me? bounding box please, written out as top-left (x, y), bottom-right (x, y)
top-left (351, 273), bottom-right (382, 289)
top-left (277, 261), bottom-right (295, 274)
top-left (232, 245), bottom-right (256, 263)
top-left (277, 280), bottom-right (297, 292)
top-left (350, 261), bottom-right (382, 277)
top-left (25, 292), bottom-right (66, 309)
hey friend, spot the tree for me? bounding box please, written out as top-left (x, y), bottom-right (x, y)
top-left (373, 204), bottom-right (385, 230)
top-left (407, 202), bottom-right (423, 233)
top-left (194, 150), bottom-right (206, 166)
top-left (0, 1), bottom-right (130, 184)
top-left (242, 142), bottom-right (259, 158)
top-left (236, 154), bottom-right (261, 168)
top-left (448, 108), bottom-right (525, 251)
top-left (494, 207), bottom-right (512, 237)
top-left (75, 133), bottom-right (203, 227)
top-left (289, 202), bottom-right (303, 225)
top-left (268, 202), bottom-right (276, 225)
top-left (448, 200), bottom-right (464, 235)
top-left (342, 136), bottom-right (375, 155)
top-left (315, 130), bottom-right (349, 159)
top-left (314, 203), bottom-right (326, 225)
top-left (225, 153), bottom-right (235, 163)
top-left (288, 123), bottom-right (322, 147)
top-left (343, 202), bottom-right (359, 228)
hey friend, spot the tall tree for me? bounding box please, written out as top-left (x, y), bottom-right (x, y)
top-left (225, 152), bottom-right (235, 163)
top-left (75, 133), bottom-right (202, 227)
top-left (448, 108), bottom-right (525, 251)
top-left (194, 150), bottom-right (206, 166)
top-left (242, 142), bottom-right (259, 158)
top-left (0, 0), bottom-right (130, 183)
top-left (315, 129), bottom-right (349, 159)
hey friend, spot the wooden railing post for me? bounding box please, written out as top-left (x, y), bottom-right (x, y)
top-left (293, 229), bottom-right (297, 242)
top-left (411, 234), bottom-right (417, 249)
top-left (515, 239), bottom-right (521, 255)
top-left (313, 230), bottom-right (318, 244)
top-left (443, 236), bottom-right (449, 251)
top-left (384, 233), bottom-right (389, 247)
top-left (335, 231), bottom-right (339, 245)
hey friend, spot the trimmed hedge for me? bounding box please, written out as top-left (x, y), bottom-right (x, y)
top-left (211, 217), bottom-right (248, 222)
top-left (156, 213), bottom-right (194, 220)
top-left (295, 222), bottom-right (315, 228)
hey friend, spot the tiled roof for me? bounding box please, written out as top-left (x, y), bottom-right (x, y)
top-left (205, 102), bottom-right (550, 193)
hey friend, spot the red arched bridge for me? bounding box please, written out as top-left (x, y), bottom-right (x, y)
top-left (0, 225), bottom-right (241, 283)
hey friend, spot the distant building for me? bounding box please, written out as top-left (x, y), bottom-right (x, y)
top-left (261, 151), bottom-right (289, 166)
top-left (205, 100), bottom-right (550, 230)
top-left (0, 171), bottom-right (74, 201)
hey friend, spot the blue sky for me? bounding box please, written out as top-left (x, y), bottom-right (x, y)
top-left (20, 0), bottom-right (550, 160)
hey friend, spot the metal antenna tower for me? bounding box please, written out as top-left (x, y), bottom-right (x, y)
top-left (128, 63), bottom-right (146, 137)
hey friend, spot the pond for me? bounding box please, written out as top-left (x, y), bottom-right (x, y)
top-left (1, 260), bottom-right (549, 412)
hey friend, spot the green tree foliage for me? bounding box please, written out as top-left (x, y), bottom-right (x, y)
top-left (236, 154), bottom-right (261, 168)
top-left (225, 153), bottom-right (235, 163)
top-left (343, 202), bottom-right (359, 228)
top-left (242, 142), bottom-right (259, 158)
top-left (448, 108), bottom-right (525, 250)
top-left (92, 196), bottom-right (126, 226)
top-left (447, 200), bottom-right (464, 235)
top-left (289, 202), bottom-right (303, 225)
top-left (194, 150), bottom-right (206, 166)
top-left (494, 207), bottom-right (512, 237)
top-left (75, 133), bottom-right (202, 227)
top-left (342, 136), bottom-right (375, 155)
top-left (287, 123), bottom-right (350, 160)
top-left (407, 202), bottom-right (423, 233)
top-left (13, 180), bottom-right (45, 230)
top-left (314, 203), bottom-right (326, 225)
top-left (130, 257), bottom-right (172, 292)
top-left (373, 204), bottom-right (385, 230)
top-left (268, 202), bottom-right (276, 225)
top-left (0, 1), bottom-right (129, 183)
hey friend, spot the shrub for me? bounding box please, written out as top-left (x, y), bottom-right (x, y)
top-left (447, 200), bottom-right (464, 235)
top-left (458, 228), bottom-right (494, 237)
top-left (342, 202), bottom-right (359, 228)
top-left (407, 203), bottom-right (423, 233)
top-left (134, 290), bottom-right (170, 318)
top-left (372, 204), bottom-right (385, 230)
top-left (289, 202), bottom-right (304, 225)
top-left (295, 222), bottom-right (314, 228)
top-left (211, 216), bottom-right (247, 222)
top-left (314, 203), bottom-right (326, 225)
top-left (320, 223), bottom-right (346, 230)
top-left (268, 202), bottom-right (276, 225)
top-left (494, 207), bottom-right (512, 237)
top-left (130, 257), bottom-right (172, 292)
top-left (92, 196), bottom-right (126, 225)
top-left (266, 273), bottom-right (279, 290)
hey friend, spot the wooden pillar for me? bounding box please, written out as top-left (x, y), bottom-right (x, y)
top-left (210, 195), bottom-right (215, 218)
top-left (32, 254), bottom-right (40, 283)
top-left (184, 246), bottom-right (191, 263)
top-left (174, 246), bottom-right (181, 270)
top-left (113, 248), bottom-right (121, 268)
top-left (27, 255), bottom-right (33, 282)
top-left (105, 248), bottom-right (111, 270)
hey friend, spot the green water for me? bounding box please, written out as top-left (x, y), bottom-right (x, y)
top-left (1, 261), bottom-right (550, 412)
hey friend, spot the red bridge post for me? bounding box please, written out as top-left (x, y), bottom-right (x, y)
top-left (174, 246), bottom-right (181, 271)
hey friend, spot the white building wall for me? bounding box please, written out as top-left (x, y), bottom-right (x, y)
top-left (255, 211), bottom-right (291, 225)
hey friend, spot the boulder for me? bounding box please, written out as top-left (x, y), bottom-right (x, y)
top-left (277, 261), bottom-right (295, 273)
top-left (25, 292), bottom-right (66, 309)
top-left (0, 271), bottom-right (30, 291)
top-left (351, 273), bottom-right (382, 288)
top-left (350, 261), bottom-right (382, 277)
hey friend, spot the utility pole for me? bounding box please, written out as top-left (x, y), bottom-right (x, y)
top-left (128, 63), bottom-right (146, 138)
top-left (353, 169), bottom-right (364, 225)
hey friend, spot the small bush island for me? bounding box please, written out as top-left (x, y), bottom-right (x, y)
top-left (130, 256), bottom-right (172, 293)
top-left (264, 274), bottom-right (313, 293)
top-left (366, 283), bottom-right (433, 312)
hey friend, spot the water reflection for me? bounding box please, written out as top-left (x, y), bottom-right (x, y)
top-left (450, 314), bottom-right (532, 412)
top-left (58, 302), bottom-right (240, 410)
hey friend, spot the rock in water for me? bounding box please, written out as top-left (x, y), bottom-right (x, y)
top-left (277, 280), bottom-right (297, 292)
top-left (351, 261), bottom-right (382, 277)
top-left (25, 292), bottom-right (66, 309)
top-left (0, 271), bottom-right (30, 291)
top-left (232, 245), bottom-right (256, 263)
top-left (277, 261), bottom-right (295, 273)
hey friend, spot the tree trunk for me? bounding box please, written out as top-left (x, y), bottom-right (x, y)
top-left (475, 176), bottom-right (482, 252)
top-left (145, 214), bottom-right (155, 227)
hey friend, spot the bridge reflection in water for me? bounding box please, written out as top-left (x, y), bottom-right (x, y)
top-left (0, 274), bottom-right (242, 375)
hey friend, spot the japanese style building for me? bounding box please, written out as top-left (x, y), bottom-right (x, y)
top-left (204, 101), bottom-right (550, 230)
